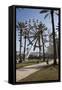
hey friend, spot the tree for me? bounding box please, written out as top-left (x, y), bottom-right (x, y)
top-left (30, 21), bottom-right (47, 61)
top-left (16, 22), bottom-right (25, 63)
top-left (40, 9), bottom-right (57, 65)
top-left (56, 10), bottom-right (60, 61)
top-left (38, 22), bottom-right (47, 61)
top-left (23, 21), bottom-right (27, 61)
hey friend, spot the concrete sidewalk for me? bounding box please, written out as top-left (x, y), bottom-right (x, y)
top-left (16, 60), bottom-right (56, 82)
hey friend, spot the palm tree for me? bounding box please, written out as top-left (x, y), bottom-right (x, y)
top-left (23, 27), bottom-right (27, 61)
top-left (38, 22), bottom-right (47, 61)
top-left (31, 21), bottom-right (47, 61)
top-left (40, 9), bottom-right (57, 65)
top-left (16, 22), bottom-right (25, 63)
top-left (56, 10), bottom-right (60, 61)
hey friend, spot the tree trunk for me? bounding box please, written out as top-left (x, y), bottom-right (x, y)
top-left (38, 35), bottom-right (41, 60)
top-left (42, 35), bottom-right (45, 61)
top-left (58, 10), bottom-right (60, 64)
top-left (23, 35), bottom-right (26, 61)
top-left (19, 29), bottom-right (22, 63)
top-left (51, 10), bottom-right (57, 65)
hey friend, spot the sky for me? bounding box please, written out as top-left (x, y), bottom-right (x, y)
top-left (16, 8), bottom-right (59, 55)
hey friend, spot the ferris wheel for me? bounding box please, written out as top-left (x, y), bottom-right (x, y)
top-left (16, 19), bottom-right (48, 61)
top-left (23, 20), bottom-right (48, 59)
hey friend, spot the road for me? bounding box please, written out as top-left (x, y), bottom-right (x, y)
top-left (16, 60), bottom-right (58, 82)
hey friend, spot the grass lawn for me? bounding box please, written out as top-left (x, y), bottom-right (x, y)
top-left (19, 65), bottom-right (59, 82)
top-left (16, 63), bottom-right (35, 69)
top-left (16, 59), bottom-right (43, 69)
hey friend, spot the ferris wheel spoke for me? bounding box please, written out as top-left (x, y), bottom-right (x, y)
top-left (27, 38), bottom-right (33, 46)
top-left (27, 36), bottom-right (36, 38)
top-left (27, 37), bottom-right (36, 46)
top-left (29, 30), bottom-right (36, 35)
top-left (33, 38), bottom-right (38, 51)
top-left (26, 39), bottom-right (37, 58)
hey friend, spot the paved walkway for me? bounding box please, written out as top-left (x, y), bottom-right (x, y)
top-left (16, 60), bottom-right (57, 82)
